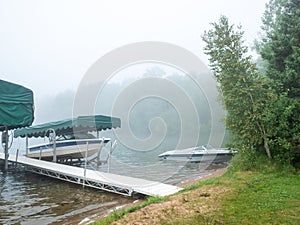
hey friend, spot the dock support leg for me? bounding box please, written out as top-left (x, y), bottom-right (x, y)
top-left (97, 138), bottom-right (104, 167)
top-left (14, 149), bottom-right (19, 167)
top-left (4, 126), bottom-right (9, 171)
top-left (83, 142), bottom-right (88, 188)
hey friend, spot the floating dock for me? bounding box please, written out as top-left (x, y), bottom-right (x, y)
top-left (0, 153), bottom-right (182, 197)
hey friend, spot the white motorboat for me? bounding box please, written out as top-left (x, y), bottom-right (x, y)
top-left (14, 115), bottom-right (121, 162)
top-left (27, 133), bottom-right (111, 160)
top-left (158, 144), bottom-right (237, 163)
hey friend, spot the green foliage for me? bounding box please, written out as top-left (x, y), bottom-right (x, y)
top-left (228, 145), bottom-right (297, 175)
top-left (230, 150), bottom-right (280, 174)
top-left (265, 95), bottom-right (298, 164)
top-left (256, 0), bottom-right (300, 164)
top-left (228, 147), bottom-right (269, 172)
top-left (202, 16), bottom-right (273, 159)
top-left (258, 0), bottom-right (300, 97)
top-left (203, 3), bottom-right (300, 166)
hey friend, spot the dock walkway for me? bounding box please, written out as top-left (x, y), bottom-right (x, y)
top-left (0, 153), bottom-right (182, 197)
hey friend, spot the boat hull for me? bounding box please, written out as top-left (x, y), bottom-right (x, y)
top-left (158, 147), bottom-right (236, 163)
top-left (159, 153), bottom-right (234, 163)
top-left (27, 139), bottom-right (110, 160)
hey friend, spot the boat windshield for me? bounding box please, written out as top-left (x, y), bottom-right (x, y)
top-left (194, 146), bottom-right (205, 151)
top-left (194, 144), bottom-right (214, 151)
top-left (202, 144), bottom-right (214, 150)
top-left (56, 132), bottom-right (97, 141)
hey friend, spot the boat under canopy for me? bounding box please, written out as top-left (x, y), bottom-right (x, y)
top-left (13, 115), bottom-right (121, 162)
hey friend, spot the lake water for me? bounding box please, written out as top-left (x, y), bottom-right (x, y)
top-left (0, 140), bottom-right (226, 225)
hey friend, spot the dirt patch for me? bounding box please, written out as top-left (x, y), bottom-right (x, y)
top-left (112, 168), bottom-right (229, 225)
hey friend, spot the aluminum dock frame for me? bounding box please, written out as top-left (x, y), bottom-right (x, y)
top-left (0, 153), bottom-right (182, 197)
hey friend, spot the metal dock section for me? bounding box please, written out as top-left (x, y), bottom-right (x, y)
top-left (0, 153), bottom-right (182, 197)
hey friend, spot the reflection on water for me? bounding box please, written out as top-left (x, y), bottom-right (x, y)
top-left (0, 166), bottom-right (129, 225)
top-left (0, 145), bottom-right (226, 225)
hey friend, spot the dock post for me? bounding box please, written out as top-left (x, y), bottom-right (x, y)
top-left (4, 126), bottom-right (9, 171)
top-left (52, 135), bottom-right (57, 162)
top-left (15, 148), bottom-right (19, 165)
top-left (107, 141), bottom-right (111, 173)
top-left (83, 142), bottom-right (88, 188)
top-left (39, 148), bottom-right (42, 160)
top-left (97, 138), bottom-right (104, 167)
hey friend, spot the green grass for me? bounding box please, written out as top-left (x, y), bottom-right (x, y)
top-left (215, 171), bottom-right (300, 224)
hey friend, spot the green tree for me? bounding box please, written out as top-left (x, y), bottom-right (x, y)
top-left (257, 0), bottom-right (300, 97)
top-left (256, 0), bottom-right (300, 163)
top-left (202, 16), bottom-right (273, 159)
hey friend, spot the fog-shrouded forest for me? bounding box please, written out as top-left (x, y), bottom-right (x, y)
top-left (33, 65), bottom-right (227, 155)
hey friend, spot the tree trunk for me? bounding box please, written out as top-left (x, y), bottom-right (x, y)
top-left (263, 135), bottom-right (272, 159)
top-left (257, 122), bottom-right (272, 159)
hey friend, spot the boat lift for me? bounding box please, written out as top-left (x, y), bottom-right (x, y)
top-left (27, 128), bottom-right (118, 172)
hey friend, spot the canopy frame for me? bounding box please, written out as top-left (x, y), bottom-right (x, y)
top-left (14, 115), bottom-right (121, 138)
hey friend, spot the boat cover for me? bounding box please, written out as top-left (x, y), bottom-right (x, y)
top-left (14, 115), bottom-right (121, 138)
top-left (0, 79), bottom-right (34, 131)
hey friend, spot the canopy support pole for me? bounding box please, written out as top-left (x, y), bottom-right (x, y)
top-left (48, 129), bottom-right (57, 163)
top-left (25, 135), bottom-right (28, 156)
top-left (53, 137), bottom-right (57, 163)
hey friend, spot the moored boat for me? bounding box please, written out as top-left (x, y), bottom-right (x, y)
top-left (158, 144), bottom-right (237, 163)
top-left (14, 115), bottom-right (121, 162)
top-left (27, 133), bottom-right (111, 160)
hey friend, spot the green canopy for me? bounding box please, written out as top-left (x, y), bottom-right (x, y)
top-left (0, 79), bottom-right (34, 131)
top-left (14, 115), bottom-right (121, 138)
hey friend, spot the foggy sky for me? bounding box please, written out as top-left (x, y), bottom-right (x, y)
top-left (0, 0), bottom-right (269, 123)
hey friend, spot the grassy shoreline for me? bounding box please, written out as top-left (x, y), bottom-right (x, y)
top-left (93, 169), bottom-right (300, 225)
